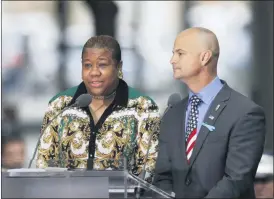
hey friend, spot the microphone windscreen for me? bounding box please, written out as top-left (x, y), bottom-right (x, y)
top-left (167, 93), bottom-right (181, 107)
top-left (75, 94), bottom-right (92, 108)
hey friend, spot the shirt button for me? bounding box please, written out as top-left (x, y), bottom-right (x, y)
top-left (89, 154), bottom-right (93, 158)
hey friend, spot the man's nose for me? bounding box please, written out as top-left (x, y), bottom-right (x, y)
top-left (170, 55), bottom-right (176, 65)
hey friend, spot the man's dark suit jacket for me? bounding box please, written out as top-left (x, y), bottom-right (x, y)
top-left (153, 82), bottom-right (266, 198)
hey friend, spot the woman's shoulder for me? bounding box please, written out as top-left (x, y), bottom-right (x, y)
top-left (49, 85), bottom-right (78, 103)
top-left (128, 86), bottom-right (158, 111)
top-left (46, 85), bottom-right (79, 111)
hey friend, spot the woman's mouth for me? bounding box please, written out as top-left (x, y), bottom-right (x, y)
top-left (89, 81), bottom-right (103, 88)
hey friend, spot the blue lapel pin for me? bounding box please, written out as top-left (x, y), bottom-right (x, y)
top-left (202, 122), bottom-right (215, 132)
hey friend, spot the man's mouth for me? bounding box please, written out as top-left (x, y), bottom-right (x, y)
top-left (172, 65), bottom-right (180, 70)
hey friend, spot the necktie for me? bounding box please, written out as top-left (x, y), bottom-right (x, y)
top-left (185, 95), bottom-right (202, 163)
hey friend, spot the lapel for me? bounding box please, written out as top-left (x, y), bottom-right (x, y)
top-left (179, 98), bottom-right (189, 166)
top-left (188, 82), bottom-right (231, 167)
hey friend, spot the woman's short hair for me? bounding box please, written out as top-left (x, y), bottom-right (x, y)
top-left (82, 35), bottom-right (121, 62)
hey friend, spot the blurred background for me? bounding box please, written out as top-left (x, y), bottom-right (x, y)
top-left (1, 1), bottom-right (273, 197)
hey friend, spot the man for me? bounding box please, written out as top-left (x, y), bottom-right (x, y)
top-left (153, 27), bottom-right (266, 198)
top-left (2, 136), bottom-right (25, 170)
top-left (254, 153), bottom-right (273, 198)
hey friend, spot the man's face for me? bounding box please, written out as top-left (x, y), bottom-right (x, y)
top-left (2, 141), bottom-right (25, 169)
top-left (82, 48), bottom-right (120, 96)
top-left (255, 181), bottom-right (274, 198)
top-left (170, 35), bottom-right (202, 81)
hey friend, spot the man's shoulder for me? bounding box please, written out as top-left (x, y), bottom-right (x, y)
top-left (49, 85), bottom-right (78, 104)
top-left (229, 87), bottom-right (262, 111)
top-left (219, 86), bottom-right (264, 121)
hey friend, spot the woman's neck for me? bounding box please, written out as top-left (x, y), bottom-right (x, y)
top-left (92, 89), bottom-right (116, 100)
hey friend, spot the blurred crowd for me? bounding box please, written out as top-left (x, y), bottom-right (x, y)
top-left (254, 153), bottom-right (274, 198)
top-left (2, 105), bottom-right (25, 170)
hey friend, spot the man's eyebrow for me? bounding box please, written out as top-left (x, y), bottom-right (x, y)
top-left (172, 49), bottom-right (187, 53)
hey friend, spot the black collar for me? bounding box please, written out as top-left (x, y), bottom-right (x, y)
top-left (68, 79), bottom-right (129, 108)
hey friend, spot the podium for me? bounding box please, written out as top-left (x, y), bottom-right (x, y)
top-left (2, 169), bottom-right (174, 198)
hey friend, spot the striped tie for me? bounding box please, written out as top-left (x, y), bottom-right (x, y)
top-left (185, 95), bottom-right (202, 163)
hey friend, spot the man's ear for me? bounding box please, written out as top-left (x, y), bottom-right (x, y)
top-left (200, 50), bottom-right (212, 66)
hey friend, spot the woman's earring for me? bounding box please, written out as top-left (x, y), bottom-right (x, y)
top-left (118, 69), bottom-right (123, 79)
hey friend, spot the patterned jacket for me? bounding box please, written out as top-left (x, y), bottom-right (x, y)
top-left (36, 79), bottom-right (160, 182)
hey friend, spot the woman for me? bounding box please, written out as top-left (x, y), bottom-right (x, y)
top-left (36, 35), bottom-right (160, 183)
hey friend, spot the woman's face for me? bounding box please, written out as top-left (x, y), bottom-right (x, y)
top-left (82, 48), bottom-right (120, 96)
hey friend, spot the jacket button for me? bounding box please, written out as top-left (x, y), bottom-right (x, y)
top-left (185, 178), bottom-right (192, 186)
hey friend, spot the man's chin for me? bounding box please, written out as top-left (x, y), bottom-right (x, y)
top-left (173, 73), bottom-right (183, 80)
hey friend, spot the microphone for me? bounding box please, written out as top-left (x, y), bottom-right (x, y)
top-left (28, 94), bottom-right (92, 168)
top-left (166, 93), bottom-right (182, 109)
top-left (134, 93), bottom-right (182, 199)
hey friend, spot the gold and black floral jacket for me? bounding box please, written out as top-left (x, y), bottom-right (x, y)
top-left (36, 79), bottom-right (160, 182)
